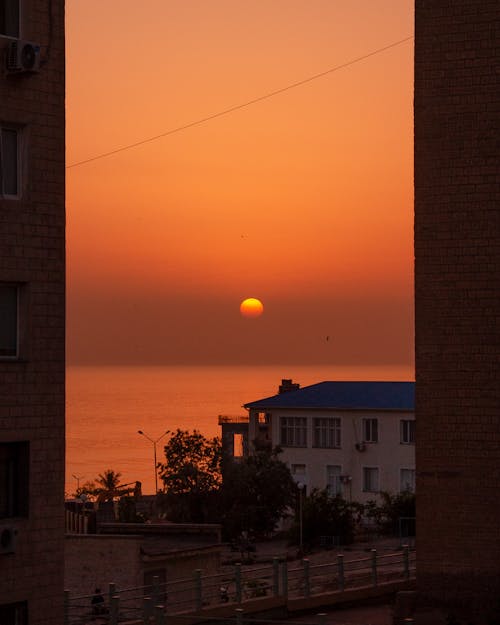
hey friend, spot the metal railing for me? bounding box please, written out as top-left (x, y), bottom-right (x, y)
top-left (64, 546), bottom-right (415, 624)
top-left (218, 415), bottom-right (249, 424)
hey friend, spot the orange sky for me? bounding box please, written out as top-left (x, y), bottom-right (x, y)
top-left (65, 0), bottom-right (414, 366)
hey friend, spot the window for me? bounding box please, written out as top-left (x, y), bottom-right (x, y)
top-left (0, 601), bottom-right (28, 625)
top-left (291, 463), bottom-right (306, 477)
top-left (280, 417), bottom-right (307, 447)
top-left (0, 284), bottom-right (18, 358)
top-left (313, 417), bottom-right (341, 448)
top-left (0, 126), bottom-right (20, 197)
top-left (233, 433), bottom-right (244, 457)
top-left (0, 442), bottom-right (29, 518)
top-left (400, 419), bottom-right (415, 444)
top-left (362, 418), bottom-right (378, 443)
top-left (400, 468), bottom-right (416, 493)
top-left (326, 465), bottom-right (342, 496)
top-left (362, 467), bottom-right (379, 492)
top-left (0, 0), bottom-right (20, 38)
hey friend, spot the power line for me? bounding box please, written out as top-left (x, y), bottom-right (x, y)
top-left (67, 35), bottom-right (413, 170)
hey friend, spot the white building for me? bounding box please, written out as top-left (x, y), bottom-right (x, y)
top-left (238, 380), bottom-right (415, 504)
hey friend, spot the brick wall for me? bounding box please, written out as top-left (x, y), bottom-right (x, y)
top-left (0, 0), bottom-right (65, 623)
top-left (414, 0), bottom-right (499, 620)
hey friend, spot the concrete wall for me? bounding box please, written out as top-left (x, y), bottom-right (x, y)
top-left (65, 534), bottom-right (222, 616)
top-left (414, 0), bottom-right (499, 619)
top-left (65, 535), bottom-right (144, 598)
top-left (0, 0), bottom-right (65, 623)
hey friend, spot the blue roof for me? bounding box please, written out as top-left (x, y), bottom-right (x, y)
top-left (244, 381), bottom-right (415, 412)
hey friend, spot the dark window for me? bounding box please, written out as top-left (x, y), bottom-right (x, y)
top-left (362, 467), bottom-right (379, 492)
top-left (0, 285), bottom-right (18, 357)
top-left (400, 419), bottom-right (415, 444)
top-left (1, 127), bottom-right (19, 197)
top-left (0, 442), bottom-right (29, 518)
top-left (313, 417), bottom-right (341, 448)
top-left (400, 468), bottom-right (416, 492)
top-left (0, 1), bottom-right (20, 38)
top-left (280, 417), bottom-right (307, 447)
top-left (362, 418), bottom-right (378, 443)
top-left (0, 601), bottom-right (28, 625)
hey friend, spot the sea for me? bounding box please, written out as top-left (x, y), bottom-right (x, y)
top-left (66, 363), bottom-right (414, 496)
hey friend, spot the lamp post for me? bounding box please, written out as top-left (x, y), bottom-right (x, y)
top-left (72, 473), bottom-right (84, 493)
top-left (298, 482), bottom-right (305, 553)
top-left (137, 430), bottom-right (169, 494)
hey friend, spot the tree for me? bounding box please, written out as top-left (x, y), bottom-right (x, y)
top-left (158, 429), bottom-right (222, 523)
top-left (289, 488), bottom-right (362, 548)
top-left (364, 490), bottom-right (416, 535)
top-left (221, 442), bottom-right (296, 538)
top-left (92, 469), bottom-right (130, 503)
top-left (73, 480), bottom-right (98, 500)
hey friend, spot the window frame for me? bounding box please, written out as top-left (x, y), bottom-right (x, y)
top-left (400, 419), bottom-right (415, 445)
top-left (0, 0), bottom-right (21, 38)
top-left (313, 417), bottom-right (341, 449)
top-left (362, 466), bottom-right (379, 493)
top-left (0, 125), bottom-right (21, 199)
top-left (326, 464), bottom-right (342, 496)
top-left (280, 416), bottom-right (307, 448)
top-left (0, 601), bottom-right (28, 625)
top-left (400, 468), bottom-right (416, 493)
top-left (0, 283), bottom-right (19, 359)
top-left (362, 418), bottom-right (378, 443)
top-left (0, 441), bottom-right (30, 519)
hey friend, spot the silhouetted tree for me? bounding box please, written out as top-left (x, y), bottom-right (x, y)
top-left (288, 488), bottom-right (362, 548)
top-left (221, 442), bottom-right (296, 538)
top-left (158, 429), bottom-right (222, 522)
top-left (364, 490), bottom-right (416, 535)
top-left (92, 469), bottom-right (129, 502)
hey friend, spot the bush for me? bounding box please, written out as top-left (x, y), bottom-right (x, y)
top-left (364, 490), bottom-right (415, 535)
top-left (288, 488), bottom-right (362, 548)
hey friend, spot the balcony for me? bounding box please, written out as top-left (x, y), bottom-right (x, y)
top-left (218, 415), bottom-right (249, 424)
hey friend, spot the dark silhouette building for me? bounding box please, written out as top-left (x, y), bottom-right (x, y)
top-left (0, 1), bottom-right (65, 623)
top-left (415, 0), bottom-right (499, 621)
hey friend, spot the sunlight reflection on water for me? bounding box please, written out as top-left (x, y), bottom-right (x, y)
top-left (66, 363), bottom-right (413, 495)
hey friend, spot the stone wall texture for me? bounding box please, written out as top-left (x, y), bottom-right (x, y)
top-left (0, 0), bottom-right (65, 623)
top-left (414, 0), bottom-right (499, 621)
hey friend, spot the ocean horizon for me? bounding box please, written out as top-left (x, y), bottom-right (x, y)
top-left (66, 363), bottom-right (414, 496)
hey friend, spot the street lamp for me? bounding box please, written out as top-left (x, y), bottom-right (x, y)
top-left (137, 430), bottom-right (169, 494)
top-left (72, 473), bottom-right (84, 493)
top-left (298, 482), bottom-right (305, 553)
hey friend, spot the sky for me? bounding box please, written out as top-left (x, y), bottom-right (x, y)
top-left (65, 0), bottom-right (414, 367)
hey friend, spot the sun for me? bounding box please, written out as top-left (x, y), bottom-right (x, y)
top-left (240, 297), bottom-right (264, 318)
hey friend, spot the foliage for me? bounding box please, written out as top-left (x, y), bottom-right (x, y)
top-left (92, 469), bottom-right (132, 502)
top-left (288, 488), bottom-right (362, 548)
top-left (74, 480), bottom-right (99, 500)
top-left (364, 490), bottom-right (416, 534)
top-left (74, 470), bottom-right (132, 503)
top-left (158, 429), bottom-right (222, 523)
top-left (220, 442), bottom-right (296, 538)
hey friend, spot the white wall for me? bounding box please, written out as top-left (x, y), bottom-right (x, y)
top-left (266, 408), bottom-right (415, 503)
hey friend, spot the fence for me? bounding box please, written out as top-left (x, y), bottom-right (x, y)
top-left (64, 546), bottom-right (415, 625)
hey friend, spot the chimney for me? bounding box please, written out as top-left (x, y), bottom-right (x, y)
top-left (279, 379), bottom-right (300, 394)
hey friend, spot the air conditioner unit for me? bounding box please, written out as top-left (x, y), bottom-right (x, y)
top-left (0, 526), bottom-right (18, 554)
top-left (355, 442), bottom-right (366, 452)
top-left (6, 40), bottom-right (41, 74)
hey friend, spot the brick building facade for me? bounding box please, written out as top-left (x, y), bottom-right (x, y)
top-left (0, 1), bottom-right (65, 623)
top-left (414, 1), bottom-right (499, 620)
